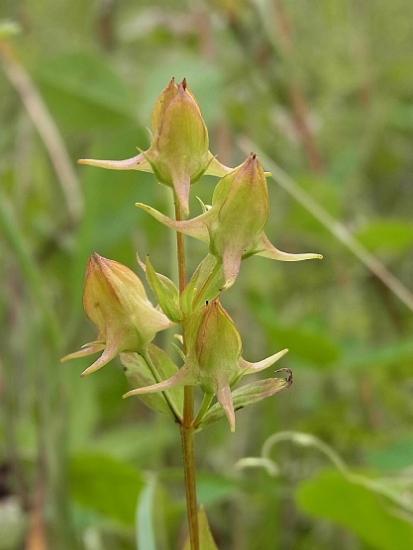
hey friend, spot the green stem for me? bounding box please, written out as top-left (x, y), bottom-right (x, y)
top-left (141, 349), bottom-right (182, 423)
top-left (175, 199), bottom-right (200, 550)
top-left (194, 392), bottom-right (215, 428)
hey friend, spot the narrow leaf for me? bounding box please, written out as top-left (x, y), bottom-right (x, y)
top-left (145, 256), bottom-right (182, 321)
top-left (201, 376), bottom-right (291, 428)
top-left (183, 508), bottom-right (218, 550)
top-left (136, 476), bottom-right (157, 550)
top-left (121, 344), bottom-right (183, 416)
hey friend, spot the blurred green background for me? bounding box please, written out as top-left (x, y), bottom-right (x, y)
top-left (1, 1), bottom-right (413, 549)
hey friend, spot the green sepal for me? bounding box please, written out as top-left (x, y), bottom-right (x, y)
top-left (140, 255), bottom-right (182, 322)
top-left (180, 254), bottom-right (224, 317)
top-left (121, 344), bottom-right (183, 417)
top-left (199, 373), bottom-right (292, 429)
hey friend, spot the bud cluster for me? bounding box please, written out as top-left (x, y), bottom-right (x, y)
top-left (64, 79), bottom-right (322, 431)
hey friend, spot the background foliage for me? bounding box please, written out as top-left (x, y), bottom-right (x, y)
top-left (1, 1), bottom-right (413, 548)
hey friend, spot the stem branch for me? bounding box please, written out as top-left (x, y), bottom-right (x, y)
top-left (141, 349), bottom-right (182, 423)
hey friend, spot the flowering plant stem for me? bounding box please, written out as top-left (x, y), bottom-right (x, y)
top-left (175, 199), bottom-right (200, 550)
top-left (64, 79), bottom-right (312, 548)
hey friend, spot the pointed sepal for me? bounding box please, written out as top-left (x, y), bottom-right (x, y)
top-left (136, 202), bottom-right (211, 242)
top-left (123, 366), bottom-right (195, 398)
top-left (200, 370), bottom-right (293, 429)
top-left (204, 153), bottom-right (234, 178)
top-left (217, 383), bottom-right (236, 432)
top-left (239, 348), bottom-right (289, 375)
top-left (180, 254), bottom-right (224, 316)
top-left (121, 344), bottom-right (183, 416)
top-left (78, 152), bottom-right (153, 172)
top-left (254, 233), bottom-right (323, 262)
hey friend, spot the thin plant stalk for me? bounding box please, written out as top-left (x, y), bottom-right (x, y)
top-left (141, 349), bottom-right (182, 422)
top-left (174, 198), bottom-right (200, 550)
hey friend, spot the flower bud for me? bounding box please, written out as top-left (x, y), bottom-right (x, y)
top-left (123, 299), bottom-right (289, 432)
top-left (78, 78), bottom-right (233, 215)
top-left (61, 254), bottom-right (171, 376)
top-left (208, 154), bottom-right (269, 285)
top-left (145, 79), bottom-right (209, 213)
top-left (137, 153), bottom-right (322, 288)
top-left (193, 299), bottom-right (242, 431)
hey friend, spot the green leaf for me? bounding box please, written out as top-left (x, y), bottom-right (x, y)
top-left (355, 219), bottom-right (413, 254)
top-left (366, 438), bottom-right (413, 472)
top-left (36, 53), bottom-right (135, 129)
top-left (69, 452), bottom-right (144, 526)
top-left (201, 378), bottom-right (291, 428)
top-left (263, 322), bottom-right (339, 367)
top-left (121, 345), bottom-right (183, 417)
top-left (296, 469), bottom-right (413, 550)
top-left (339, 339), bottom-right (413, 370)
top-left (183, 508), bottom-right (218, 550)
top-left (198, 473), bottom-right (239, 506)
top-left (251, 297), bottom-right (341, 367)
top-left (181, 254), bottom-right (224, 316)
top-left (144, 255), bottom-right (182, 321)
top-left (87, 423), bottom-right (176, 463)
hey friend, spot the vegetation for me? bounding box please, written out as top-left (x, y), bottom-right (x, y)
top-left (1, 1), bottom-right (413, 549)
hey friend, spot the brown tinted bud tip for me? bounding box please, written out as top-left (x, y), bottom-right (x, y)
top-left (181, 77), bottom-right (187, 90)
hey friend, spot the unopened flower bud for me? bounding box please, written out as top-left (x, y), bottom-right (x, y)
top-left (193, 299), bottom-right (242, 431)
top-left (61, 254), bottom-right (171, 376)
top-left (137, 154), bottom-right (322, 288)
top-left (123, 299), bottom-right (288, 432)
top-left (78, 78), bottom-right (233, 215)
top-left (145, 79), bottom-right (209, 213)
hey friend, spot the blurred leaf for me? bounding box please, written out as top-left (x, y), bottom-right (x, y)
top-left (340, 339), bottom-right (413, 370)
top-left (252, 300), bottom-right (340, 366)
top-left (137, 54), bottom-right (223, 123)
top-left (0, 498), bottom-right (25, 550)
top-left (289, 177), bottom-right (343, 236)
top-left (0, 20), bottom-right (21, 38)
top-left (296, 469), bottom-right (413, 550)
top-left (366, 439), bottom-right (413, 472)
top-left (69, 452), bottom-right (144, 526)
top-left (136, 476), bottom-right (157, 550)
top-left (89, 423), bottom-right (176, 463)
top-left (198, 473), bottom-right (239, 506)
top-left (36, 52), bottom-right (135, 129)
top-left (275, 325), bottom-right (340, 367)
top-left (66, 369), bottom-right (99, 451)
top-left (355, 219), bottom-right (413, 254)
top-left (390, 103), bottom-right (413, 131)
top-left (183, 508), bottom-right (218, 550)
